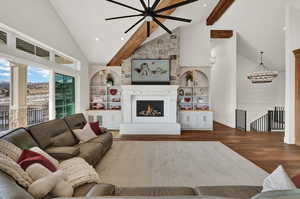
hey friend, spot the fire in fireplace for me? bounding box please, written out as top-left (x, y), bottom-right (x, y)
top-left (136, 100), bottom-right (164, 117)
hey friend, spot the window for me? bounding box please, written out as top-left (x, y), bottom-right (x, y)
top-left (55, 55), bottom-right (76, 69)
top-left (27, 66), bottom-right (50, 125)
top-left (16, 38), bottom-right (35, 55)
top-left (55, 73), bottom-right (75, 119)
top-left (0, 59), bottom-right (11, 131)
top-left (16, 38), bottom-right (50, 60)
top-left (36, 46), bottom-right (50, 60)
top-left (0, 30), bottom-right (7, 45)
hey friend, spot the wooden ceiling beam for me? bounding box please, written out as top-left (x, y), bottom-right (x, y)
top-left (107, 0), bottom-right (182, 66)
top-left (207, 0), bottom-right (235, 26)
top-left (210, 30), bottom-right (233, 39)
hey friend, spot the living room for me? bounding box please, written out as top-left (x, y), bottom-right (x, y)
top-left (0, 0), bottom-right (300, 199)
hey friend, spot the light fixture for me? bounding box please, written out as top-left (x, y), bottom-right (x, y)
top-left (121, 37), bottom-right (125, 41)
top-left (95, 37), bottom-right (100, 41)
top-left (247, 52), bottom-right (279, 84)
top-left (203, 3), bottom-right (208, 7)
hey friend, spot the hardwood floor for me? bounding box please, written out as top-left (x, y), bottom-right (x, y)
top-left (116, 123), bottom-right (300, 177)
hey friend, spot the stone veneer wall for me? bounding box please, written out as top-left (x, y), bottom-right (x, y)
top-left (121, 28), bottom-right (181, 85)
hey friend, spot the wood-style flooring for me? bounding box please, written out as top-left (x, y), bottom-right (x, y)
top-left (116, 123), bottom-right (300, 177)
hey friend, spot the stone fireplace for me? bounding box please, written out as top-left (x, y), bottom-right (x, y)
top-left (120, 85), bottom-right (181, 135)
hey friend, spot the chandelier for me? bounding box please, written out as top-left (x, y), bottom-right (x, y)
top-left (247, 52), bottom-right (279, 83)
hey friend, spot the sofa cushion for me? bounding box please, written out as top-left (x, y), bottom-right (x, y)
top-left (89, 121), bottom-right (103, 135)
top-left (28, 119), bottom-right (78, 149)
top-left (1, 128), bottom-right (38, 150)
top-left (0, 171), bottom-right (35, 199)
top-left (17, 150), bottom-right (57, 172)
top-left (64, 113), bottom-right (87, 130)
top-left (75, 142), bottom-right (104, 165)
top-left (115, 187), bottom-right (196, 196)
top-left (89, 132), bottom-right (113, 152)
top-left (45, 146), bottom-right (80, 160)
top-left (0, 140), bottom-right (22, 162)
top-left (73, 124), bottom-right (97, 143)
top-left (86, 183), bottom-right (115, 197)
top-left (194, 186), bottom-right (262, 199)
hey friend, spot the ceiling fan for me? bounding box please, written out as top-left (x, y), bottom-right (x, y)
top-left (105, 0), bottom-right (199, 37)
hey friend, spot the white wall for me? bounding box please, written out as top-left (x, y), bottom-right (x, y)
top-left (285, 2), bottom-right (300, 144)
top-left (237, 54), bottom-right (285, 130)
top-left (210, 34), bottom-right (237, 128)
top-left (180, 23), bottom-right (211, 67)
top-left (0, 0), bottom-right (89, 113)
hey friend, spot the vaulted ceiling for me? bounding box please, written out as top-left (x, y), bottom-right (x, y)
top-left (49, 0), bottom-right (218, 65)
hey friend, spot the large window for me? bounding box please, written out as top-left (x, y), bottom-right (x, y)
top-left (27, 66), bottom-right (49, 125)
top-left (0, 30), bottom-right (7, 45)
top-left (55, 73), bottom-right (75, 119)
top-left (0, 59), bottom-right (10, 131)
top-left (16, 38), bottom-right (50, 60)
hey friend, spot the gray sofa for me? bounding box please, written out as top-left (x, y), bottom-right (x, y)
top-left (0, 113), bottom-right (279, 199)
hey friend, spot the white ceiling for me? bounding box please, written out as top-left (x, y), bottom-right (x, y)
top-left (49, 0), bottom-right (218, 65)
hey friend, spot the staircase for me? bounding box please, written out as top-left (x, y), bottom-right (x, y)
top-left (250, 107), bottom-right (285, 132)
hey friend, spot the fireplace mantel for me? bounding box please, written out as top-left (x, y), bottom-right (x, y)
top-left (120, 85), bottom-right (181, 135)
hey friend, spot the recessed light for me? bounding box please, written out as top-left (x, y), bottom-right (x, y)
top-left (95, 37), bottom-right (99, 41)
top-left (203, 3), bottom-right (208, 7)
top-left (283, 26), bottom-right (287, 31)
top-left (121, 37), bottom-right (125, 41)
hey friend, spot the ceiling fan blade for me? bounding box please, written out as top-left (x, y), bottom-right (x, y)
top-left (152, 17), bottom-right (172, 34)
top-left (106, 14), bottom-right (144, 21)
top-left (151, 0), bottom-right (160, 10)
top-left (155, 0), bottom-right (198, 13)
top-left (140, 0), bottom-right (147, 10)
top-left (125, 17), bottom-right (146, 34)
top-left (147, 21), bottom-right (151, 37)
top-left (154, 14), bottom-right (192, 23)
top-left (106, 0), bottom-right (144, 13)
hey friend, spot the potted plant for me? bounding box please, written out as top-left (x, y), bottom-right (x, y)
top-left (106, 73), bottom-right (114, 87)
top-left (185, 72), bottom-right (193, 87)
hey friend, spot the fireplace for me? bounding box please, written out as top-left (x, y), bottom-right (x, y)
top-left (136, 100), bottom-right (164, 117)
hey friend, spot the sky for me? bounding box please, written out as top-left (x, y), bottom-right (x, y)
top-left (0, 59), bottom-right (49, 83)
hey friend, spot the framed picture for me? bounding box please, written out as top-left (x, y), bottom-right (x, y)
top-left (131, 59), bottom-right (170, 85)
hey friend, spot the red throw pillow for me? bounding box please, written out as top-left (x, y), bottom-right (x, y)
top-left (17, 150), bottom-right (57, 172)
top-left (89, 121), bottom-right (102, 135)
top-left (292, 174), bottom-right (300, 188)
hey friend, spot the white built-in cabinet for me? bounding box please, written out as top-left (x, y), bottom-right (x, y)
top-left (179, 111), bottom-right (213, 130)
top-left (86, 110), bottom-right (122, 130)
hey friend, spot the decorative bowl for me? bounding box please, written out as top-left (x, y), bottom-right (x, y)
top-left (110, 89), bottom-right (118, 95)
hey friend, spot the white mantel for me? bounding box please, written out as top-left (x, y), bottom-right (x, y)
top-left (120, 85), bottom-right (181, 135)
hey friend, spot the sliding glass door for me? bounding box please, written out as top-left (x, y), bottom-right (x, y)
top-left (55, 73), bottom-right (75, 119)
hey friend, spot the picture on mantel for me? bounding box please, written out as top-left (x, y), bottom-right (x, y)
top-left (131, 59), bottom-right (170, 85)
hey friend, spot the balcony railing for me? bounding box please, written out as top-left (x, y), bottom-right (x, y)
top-left (27, 106), bottom-right (49, 125)
top-left (0, 110), bottom-right (9, 131)
top-left (0, 105), bottom-right (49, 131)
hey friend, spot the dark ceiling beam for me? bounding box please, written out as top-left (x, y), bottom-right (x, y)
top-left (206, 0), bottom-right (235, 26)
top-left (210, 30), bottom-right (233, 39)
top-left (107, 0), bottom-right (183, 66)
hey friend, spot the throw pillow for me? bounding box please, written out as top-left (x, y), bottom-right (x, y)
top-left (0, 153), bottom-right (32, 188)
top-left (292, 174), bottom-right (300, 188)
top-left (73, 124), bottom-right (97, 143)
top-left (17, 150), bottom-right (57, 172)
top-left (89, 121), bottom-right (102, 135)
top-left (26, 164), bottom-right (73, 197)
top-left (30, 147), bottom-right (59, 168)
top-left (0, 140), bottom-right (22, 161)
top-left (28, 170), bottom-right (65, 199)
top-left (59, 157), bottom-right (100, 188)
top-left (262, 165), bottom-right (296, 192)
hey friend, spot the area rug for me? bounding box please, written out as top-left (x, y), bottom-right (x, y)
top-left (96, 141), bottom-right (268, 187)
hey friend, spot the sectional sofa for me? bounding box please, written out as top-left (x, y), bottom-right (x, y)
top-left (0, 113), bottom-right (295, 199)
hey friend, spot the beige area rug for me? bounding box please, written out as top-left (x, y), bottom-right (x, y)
top-left (96, 141), bottom-right (268, 187)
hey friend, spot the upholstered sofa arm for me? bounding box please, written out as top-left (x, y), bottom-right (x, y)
top-left (194, 186), bottom-right (262, 199)
top-left (46, 146), bottom-right (80, 160)
top-left (86, 183), bottom-right (115, 197)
